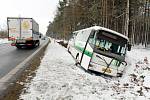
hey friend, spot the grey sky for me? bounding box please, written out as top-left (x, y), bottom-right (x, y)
top-left (0, 0), bottom-right (59, 34)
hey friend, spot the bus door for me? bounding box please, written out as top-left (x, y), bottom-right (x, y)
top-left (80, 30), bottom-right (95, 70)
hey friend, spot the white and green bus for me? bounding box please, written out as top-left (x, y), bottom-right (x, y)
top-left (67, 26), bottom-right (131, 77)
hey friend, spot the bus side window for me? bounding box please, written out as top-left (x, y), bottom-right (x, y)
top-left (76, 31), bottom-right (86, 42)
top-left (73, 32), bottom-right (77, 40)
top-left (89, 31), bottom-right (96, 45)
top-left (70, 33), bottom-right (75, 41)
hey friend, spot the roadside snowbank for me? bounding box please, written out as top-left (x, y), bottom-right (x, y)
top-left (19, 40), bottom-right (150, 100)
top-left (0, 38), bottom-right (10, 44)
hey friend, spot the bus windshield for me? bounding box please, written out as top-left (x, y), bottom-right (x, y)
top-left (93, 30), bottom-right (127, 57)
top-left (95, 39), bottom-right (126, 56)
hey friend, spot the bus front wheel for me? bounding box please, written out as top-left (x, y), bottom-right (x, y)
top-left (75, 53), bottom-right (80, 66)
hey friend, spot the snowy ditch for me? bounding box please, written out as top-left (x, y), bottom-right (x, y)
top-left (19, 40), bottom-right (150, 100)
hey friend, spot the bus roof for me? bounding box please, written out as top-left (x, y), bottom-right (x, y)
top-left (74, 26), bottom-right (129, 41)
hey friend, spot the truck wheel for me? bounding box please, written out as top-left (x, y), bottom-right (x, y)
top-left (37, 41), bottom-right (40, 46)
top-left (34, 40), bottom-right (40, 47)
top-left (16, 45), bottom-right (22, 49)
top-left (32, 41), bottom-right (38, 48)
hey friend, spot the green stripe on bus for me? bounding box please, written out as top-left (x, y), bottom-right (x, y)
top-left (75, 45), bottom-right (92, 57)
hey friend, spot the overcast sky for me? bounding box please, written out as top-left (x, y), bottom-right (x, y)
top-left (0, 0), bottom-right (59, 34)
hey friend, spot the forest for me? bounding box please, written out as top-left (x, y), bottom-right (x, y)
top-left (46, 0), bottom-right (150, 47)
top-left (0, 23), bottom-right (7, 38)
top-left (0, 30), bottom-right (7, 38)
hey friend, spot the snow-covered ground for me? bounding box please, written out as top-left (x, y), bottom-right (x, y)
top-left (0, 38), bottom-right (10, 44)
top-left (19, 40), bottom-right (150, 100)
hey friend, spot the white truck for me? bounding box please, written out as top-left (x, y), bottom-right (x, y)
top-left (7, 17), bottom-right (41, 48)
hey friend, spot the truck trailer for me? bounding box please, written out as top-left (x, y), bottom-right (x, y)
top-left (7, 17), bottom-right (40, 49)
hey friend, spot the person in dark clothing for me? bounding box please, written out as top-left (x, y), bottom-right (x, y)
top-left (110, 44), bottom-right (118, 53)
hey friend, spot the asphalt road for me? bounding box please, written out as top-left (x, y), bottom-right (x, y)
top-left (0, 39), bottom-right (46, 79)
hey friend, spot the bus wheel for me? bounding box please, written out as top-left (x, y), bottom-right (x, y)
top-left (75, 53), bottom-right (80, 66)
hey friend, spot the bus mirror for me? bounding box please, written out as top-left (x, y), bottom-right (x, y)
top-left (128, 44), bottom-right (131, 51)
